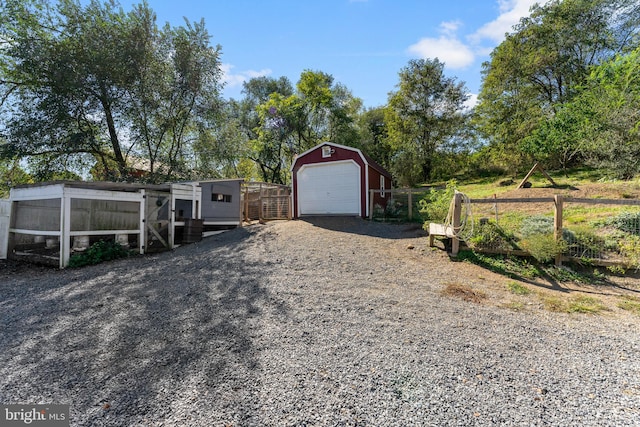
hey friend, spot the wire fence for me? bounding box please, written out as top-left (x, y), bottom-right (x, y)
top-left (369, 188), bottom-right (433, 223)
top-left (242, 182), bottom-right (291, 222)
top-left (463, 195), bottom-right (640, 268)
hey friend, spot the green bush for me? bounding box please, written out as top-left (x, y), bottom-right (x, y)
top-left (564, 228), bottom-right (605, 259)
top-left (520, 233), bottom-right (567, 264)
top-left (520, 215), bottom-right (574, 241)
top-left (607, 211), bottom-right (640, 235)
top-left (373, 198), bottom-right (410, 220)
top-left (468, 221), bottom-right (517, 251)
top-left (68, 239), bottom-right (130, 267)
top-left (619, 234), bottom-right (640, 270)
top-left (519, 215), bottom-right (554, 237)
top-left (384, 198), bottom-right (403, 218)
top-left (418, 179), bottom-right (457, 223)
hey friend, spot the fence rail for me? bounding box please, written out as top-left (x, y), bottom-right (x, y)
top-left (443, 193), bottom-right (640, 268)
top-left (369, 188), bottom-right (433, 222)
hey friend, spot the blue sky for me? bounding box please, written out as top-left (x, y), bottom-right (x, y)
top-left (118, 0), bottom-right (545, 108)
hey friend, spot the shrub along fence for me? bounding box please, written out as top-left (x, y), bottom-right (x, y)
top-left (445, 193), bottom-right (640, 268)
top-left (369, 188), bottom-right (433, 222)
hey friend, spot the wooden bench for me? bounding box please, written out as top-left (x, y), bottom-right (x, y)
top-left (428, 223), bottom-right (455, 247)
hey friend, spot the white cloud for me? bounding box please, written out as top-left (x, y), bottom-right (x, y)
top-left (407, 19), bottom-right (475, 69)
top-left (471, 0), bottom-right (549, 44)
top-left (463, 93), bottom-right (479, 110)
top-left (221, 63), bottom-right (272, 88)
top-left (406, 1), bottom-right (552, 72)
top-left (407, 36), bottom-right (475, 69)
top-left (440, 20), bottom-right (463, 35)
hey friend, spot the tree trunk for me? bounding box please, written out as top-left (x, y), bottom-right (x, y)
top-left (99, 89), bottom-right (128, 178)
top-left (421, 158), bottom-right (432, 182)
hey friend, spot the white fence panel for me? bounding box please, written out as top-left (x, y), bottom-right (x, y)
top-left (0, 200), bottom-right (10, 259)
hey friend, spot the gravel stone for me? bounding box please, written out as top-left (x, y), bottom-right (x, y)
top-left (1, 217), bottom-right (639, 426)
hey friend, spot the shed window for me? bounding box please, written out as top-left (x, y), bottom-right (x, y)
top-left (380, 176), bottom-right (385, 198)
top-left (322, 146), bottom-right (333, 158)
top-left (212, 193), bottom-right (232, 203)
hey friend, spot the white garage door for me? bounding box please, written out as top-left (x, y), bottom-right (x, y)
top-left (297, 161), bottom-right (361, 215)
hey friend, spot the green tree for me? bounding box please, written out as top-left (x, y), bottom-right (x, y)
top-left (252, 93), bottom-right (298, 184)
top-left (237, 76), bottom-right (294, 143)
top-left (576, 49), bottom-right (640, 178)
top-left (386, 58), bottom-right (469, 186)
top-left (356, 106), bottom-right (392, 171)
top-left (238, 76), bottom-right (295, 184)
top-left (291, 70), bottom-right (361, 152)
top-left (126, 13), bottom-right (223, 182)
top-left (1, 0), bottom-right (122, 176)
top-left (245, 70), bottom-right (363, 183)
top-left (191, 100), bottom-right (254, 180)
top-left (520, 103), bottom-right (588, 172)
top-left (326, 82), bottom-right (361, 148)
top-left (0, 158), bottom-right (32, 197)
top-left (0, 0), bottom-right (223, 182)
top-left (523, 48), bottom-right (640, 178)
top-left (476, 0), bottom-right (640, 173)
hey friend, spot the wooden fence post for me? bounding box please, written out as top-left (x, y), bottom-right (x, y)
top-left (276, 187), bottom-right (281, 219)
top-left (451, 192), bottom-right (462, 257)
top-left (244, 185), bottom-right (249, 223)
top-left (554, 195), bottom-right (563, 266)
top-left (408, 189), bottom-right (413, 221)
top-left (258, 183), bottom-right (263, 223)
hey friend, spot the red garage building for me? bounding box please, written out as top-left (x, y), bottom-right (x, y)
top-left (291, 142), bottom-right (392, 218)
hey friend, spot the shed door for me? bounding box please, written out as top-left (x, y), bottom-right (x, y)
top-left (297, 161), bottom-right (360, 216)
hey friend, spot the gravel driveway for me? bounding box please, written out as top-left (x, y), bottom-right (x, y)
top-left (1, 218), bottom-right (639, 426)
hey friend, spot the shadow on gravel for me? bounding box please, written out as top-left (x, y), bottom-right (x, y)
top-left (301, 216), bottom-right (424, 239)
top-left (0, 226), bottom-right (287, 425)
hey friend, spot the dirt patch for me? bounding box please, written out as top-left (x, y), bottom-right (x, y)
top-left (441, 282), bottom-right (487, 303)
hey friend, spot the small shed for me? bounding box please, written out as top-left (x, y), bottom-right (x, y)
top-left (195, 179), bottom-right (243, 231)
top-left (291, 142), bottom-right (392, 218)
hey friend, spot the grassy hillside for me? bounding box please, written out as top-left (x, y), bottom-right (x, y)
top-left (456, 168), bottom-right (640, 200)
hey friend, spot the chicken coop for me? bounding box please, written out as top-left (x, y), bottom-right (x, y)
top-left (3, 181), bottom-right (201, 268)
